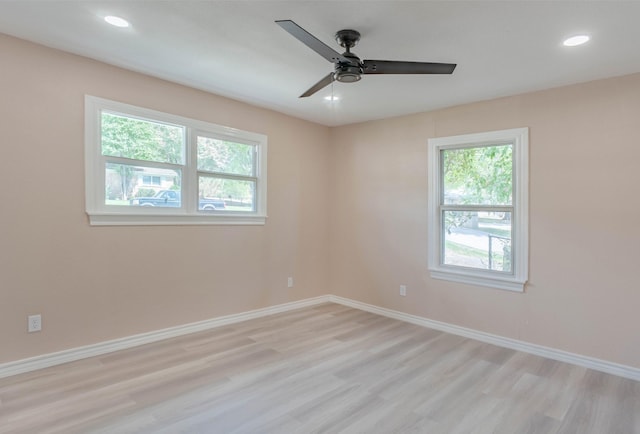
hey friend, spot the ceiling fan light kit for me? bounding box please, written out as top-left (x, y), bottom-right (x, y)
top-left (276, 19), bottom-right (456, 98)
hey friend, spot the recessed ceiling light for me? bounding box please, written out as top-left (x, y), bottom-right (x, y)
top-left (104, 15), bottom-right (130, 28)
top-left (563, 35), bottom-right (590, 47)
top-left (324, 95), bottom-right (340, 101)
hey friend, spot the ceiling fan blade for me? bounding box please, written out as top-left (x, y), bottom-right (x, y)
top-left (300, 72), bottom-right (335, 98)
top-left (362, 60), bottom-right (457, 75)
top-left (276, 20), bottom-right (348, 63)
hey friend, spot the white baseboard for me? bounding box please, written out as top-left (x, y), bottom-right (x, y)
top-left (0, 296), bottom-right (330, 379)
top-left (328, 295), bottom-right (640, 382)
top-left (2, 294), bottom-right (639, 382)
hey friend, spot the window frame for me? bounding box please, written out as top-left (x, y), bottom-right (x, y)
top-left (427, 128), bottom-right (528, 292)
top-left (85, 96), bottom-right (267, 226)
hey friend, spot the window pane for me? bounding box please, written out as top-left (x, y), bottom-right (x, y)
top-left (142, 175), bottom-right (161, 186)
top-left (101, 112), bottom-right (185, 164)
top-left (197, 137), bottom-right (255, 176)
top-left (443, 144), bottom-right (512, 205)
top-left (443, 211), bottom-right (512, 272)
top-left (106, 162), bottom-right (181, 207)
top-left (199, 176), bottom-right (255, 212)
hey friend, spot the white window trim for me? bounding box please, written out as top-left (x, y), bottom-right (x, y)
top-left (427, 128), bottom-right (528, 292)
top-left (85, 96), bottom-right (267, 226)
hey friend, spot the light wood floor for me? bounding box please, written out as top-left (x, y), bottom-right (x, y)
top-left (1, 303), bottom-right (638, 433)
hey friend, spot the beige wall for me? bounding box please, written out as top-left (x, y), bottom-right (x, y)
top-left (329, 73), bottom-right (640, 369)
top-left (0, 34), bottom-right (330, 363)
top-left (2, 32), bottom-right (639, 370)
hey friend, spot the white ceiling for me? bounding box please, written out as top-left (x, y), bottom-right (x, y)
top-left (1, 1), bottom-right (639, 126)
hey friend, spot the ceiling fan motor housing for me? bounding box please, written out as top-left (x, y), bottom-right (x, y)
top-left (335, 60), bottom-right (363, 83)
top-left (334, 29), bottom-right (364, 83)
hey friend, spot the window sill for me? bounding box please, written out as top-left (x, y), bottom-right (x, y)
top-left (430, 269), bottom-right (526, 292)
top-left (87, 212), bottom-right (267, 226)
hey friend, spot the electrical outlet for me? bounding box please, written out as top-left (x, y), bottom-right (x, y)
top-left (399, 285), bottom-right (407, 297)
top-left (287, 277), bottom-right (293, 288)
top-left (28, 314), bottom-right (42, 333)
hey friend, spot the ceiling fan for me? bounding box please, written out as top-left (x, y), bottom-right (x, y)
top-left (276, 20), bottom-right (457, 98)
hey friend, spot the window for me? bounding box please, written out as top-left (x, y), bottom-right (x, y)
top-left (85, 96), bottom-right (267, 225)
top-left (428, 128), bottom-right (528, 291)
top-left (142, 175), bottom-right (161, 186)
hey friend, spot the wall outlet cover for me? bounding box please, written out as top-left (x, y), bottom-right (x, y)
top-left (28, 314), bottom-right (42, 333)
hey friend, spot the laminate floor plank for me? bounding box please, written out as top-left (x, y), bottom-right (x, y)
top-left (0, 303), bottom-right (637, 433)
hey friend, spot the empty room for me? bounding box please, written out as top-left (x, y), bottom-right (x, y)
top-left (0, 1), bottom-right (639, 433)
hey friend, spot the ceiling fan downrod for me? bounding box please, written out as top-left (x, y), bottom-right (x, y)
top-left (333, 29), bottom-right (363, 82)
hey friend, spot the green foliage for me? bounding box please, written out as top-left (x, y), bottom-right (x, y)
top-left (101, 113), bottom-right (183, 164)
top-left (197, 138), bottom-right (254, 176)
top-left (101, 112), bottom-right (256, 204)
top-left (442, 144), bottom-right (512, 234)
top-left (135, 188), bottom-right (157, 198)
top-left (443, 144), bottom-right (512, 205)
top-left (101, 113), bottom-right (184, 199)
top-left (197, 138), bottom-right (255, 201)
top-left (444, 211), bottom-right (474, 234)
